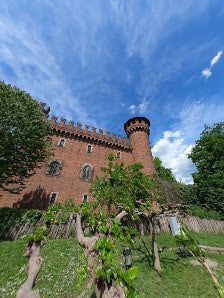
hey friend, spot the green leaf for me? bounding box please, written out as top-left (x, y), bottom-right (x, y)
top-left (125, 266), bottom-right (139, 281)
top-left (106, 269), bottom-right (112, 283)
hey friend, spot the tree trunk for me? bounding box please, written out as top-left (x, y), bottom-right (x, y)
top-left (16, 241), bottom-right (42, 298)
top-left (188, 248), bottom-right (222, 297)
top-left (150, 218), bottom-right (161, 275)
top-left (200, 245), bottom-right (224, 254)
top-left (201, 260), bottom-right (223, 296)
top-left (75, 213), bottom-right (126, 298)
top-left (95, 280), bottom-right (125, 298)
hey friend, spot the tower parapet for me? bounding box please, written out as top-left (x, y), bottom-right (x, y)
top-left (124, 117), bottom-right (155, 175)
top-left (49, 115), bottom-right (131, 151)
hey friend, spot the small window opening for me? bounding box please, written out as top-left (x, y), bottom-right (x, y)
top-left (83, 194), bottom-right (88, 203)
top-left (117, 151), bottom-right (121, 159)
top-left (49, 161), bottom-right (60, 175)
top-left (49, 192), bottom-right (57, 205)
top-left (59, 138), bottom-right (65, 147)
top-left (87, 144), bottom-right (92, 153)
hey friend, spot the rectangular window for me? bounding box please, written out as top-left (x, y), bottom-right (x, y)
top-left (49, 192), bottom-right (58, 205)
top-left (87, 145), bottom-right (92, 153)
top-left (82, 194), bottom-right (88, 202)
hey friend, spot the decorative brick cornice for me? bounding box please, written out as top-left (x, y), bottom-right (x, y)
top-left (40, 102), bottom-right (131, 150)
top-left (50, 116), bottom-right (131, 151)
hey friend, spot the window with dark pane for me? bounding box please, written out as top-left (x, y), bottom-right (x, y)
top-left (80, 164), bottom-right (94, 181)
top-left (49, 193), bottom-right (57, 205)
top-left (49, 161), bottom-right (60, 175)
top-left (83, 165), bottom-right (91, 179)
top-left (87, 145), bottom-right (92, 153)
top-left (83, 194), bottom-right (88, 202)
top-left (117, 151), bottom-right (121, 158)
top-left (59, 139), bottom-right (65, 147)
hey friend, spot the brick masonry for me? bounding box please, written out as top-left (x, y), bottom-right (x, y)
top-left (0, 105), bottom-right (155, 209)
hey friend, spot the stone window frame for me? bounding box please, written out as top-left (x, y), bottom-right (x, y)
top-left (86, 144), bottom-right (93, 153)
top-left (49, 192), bottom-right (58, 205)
top-left (116, 151), bottom-right (121, 159)
top-left (80, 163), bottom-right (94, 181)
top-left (46, 160), bottom-right (63, 176)
top-left (82, 194), bottom-right (88, 203)
top-left (58, 138), bottom-right (66, 147)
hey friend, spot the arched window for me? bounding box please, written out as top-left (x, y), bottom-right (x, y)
top-left (58, 138), bottom-right (66, 147)
top-left (87, 144), bottom-right (92, 153)
top-left (46, 160), bottom-right (62, 176)
top-left (80, 163), bottom-right (94, 181)
top-left (117, 151), bottom-right (121, 159)
top-left (83, 165), bottom-right (91, 179)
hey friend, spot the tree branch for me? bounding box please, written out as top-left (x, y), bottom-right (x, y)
top-left (76, 213), bottom-right (98, 250)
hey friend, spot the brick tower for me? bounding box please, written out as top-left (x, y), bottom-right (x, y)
top-left (124, 117), bottom-right (155, 175)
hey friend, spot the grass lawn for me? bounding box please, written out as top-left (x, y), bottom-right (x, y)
top-left (0, 233), bottom-right (223, 297)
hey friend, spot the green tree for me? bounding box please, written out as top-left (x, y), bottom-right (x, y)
top-left (76, 155), bottom-right (182, 297)
top-left (0, 81), bottom-right (52, 192)
top-left (188, 123), bottom-right (224, 218)
top-left (76, 154), bottom-right (157, 297)
top-left (153, 156), bottom-right (176, 182)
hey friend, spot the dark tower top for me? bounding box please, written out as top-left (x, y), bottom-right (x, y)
top-left (124, 116), bottom-right (155, 175)
top-left (124, 117), bottom-right (150, 136)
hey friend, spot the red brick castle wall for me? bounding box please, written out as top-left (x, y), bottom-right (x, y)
top-left (0, 104), bottom-right (155, 209)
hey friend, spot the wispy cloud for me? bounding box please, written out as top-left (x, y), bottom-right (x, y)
top-left (0, 0), bottom-right (224, 185)
top-left (128, 98), bottom-right (149, 115)
top-left (139, 98), bottom-right (149, 114)
top-left (201, 68), bottom-right (212, 79)
top-left (210, 50), bottom-right (223, 66)
top-left (202, 50), bottom-right (223, 79)
top-left (177, 99), bottom-right (224, 144)
top-left (152, 96), bottom-right (224, 183)
top-left (128, 105), bottom-right (136, 114)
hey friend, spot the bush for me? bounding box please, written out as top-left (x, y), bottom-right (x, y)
top-left (186, 204), bottom-right (223, 220)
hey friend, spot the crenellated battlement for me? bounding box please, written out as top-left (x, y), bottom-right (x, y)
top-left (40, 102), bottom-right (50, 120)
top-left (124, 116), bottom-right (150, 137)
top-left (50, 115), bottom-right (131, 151)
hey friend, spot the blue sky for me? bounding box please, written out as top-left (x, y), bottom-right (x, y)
top-left (1, 1), bottom-right (224, 183)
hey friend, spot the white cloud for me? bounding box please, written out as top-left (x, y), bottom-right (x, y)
top-left (202, 68), bottom-right (212, 79)
top-left (152, 130), bottom-right (195, 184)
top-left (154, 98), bottom-right (224, 183)
top-left (201, 50), bottom-right (223, 79)
top-left (128, 105), bottom-right (136, 114)
top-left (128, 98), bottom-right (149, 115)
top-left (138, 98), bottom-right (149, 114)
top-left (210, 50), bottom-right (223, 67)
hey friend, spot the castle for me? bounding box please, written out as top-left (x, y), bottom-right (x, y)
top-left (0, 103), bottom-right (155, 209)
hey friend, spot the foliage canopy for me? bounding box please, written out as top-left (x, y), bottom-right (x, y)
top-left (188, 122), bottom-right (224, 217)
top-left (0, 81), bottom-right (52, 192)
top-left (153, 156), bottom-right (176, 182)
top-left (78, 154), bottom-right (156, 296)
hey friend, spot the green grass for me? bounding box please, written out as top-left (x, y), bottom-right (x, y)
top-left (0, 233), bottom-right (224, 297)
top-left (0, 239), bottom-right (92, 298)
